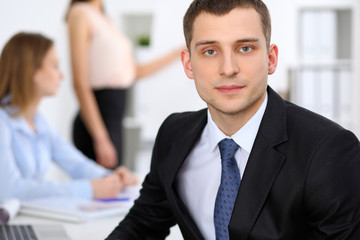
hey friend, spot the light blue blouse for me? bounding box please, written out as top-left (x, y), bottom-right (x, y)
top-left (0, 107), bottom-right (111, 201)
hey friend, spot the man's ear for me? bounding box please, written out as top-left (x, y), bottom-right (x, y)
top-left (268, 44), bottom-right (279, 75)
top-left (181, 48), bottom-right (194, 79)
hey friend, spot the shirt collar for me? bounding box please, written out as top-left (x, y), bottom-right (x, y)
top-left (1, 95), bottom-right (46, 136)
top-left (5, 108), bottom-right (46, 137)
top-left (207, 93), bottom-right (268, 153)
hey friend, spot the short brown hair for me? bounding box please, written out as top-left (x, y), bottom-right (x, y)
top-left (0, 32), bottom-right (53, 114)
top-left (183, 0), bottom-right (271, 50)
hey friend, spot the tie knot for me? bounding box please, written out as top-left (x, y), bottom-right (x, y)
top-left (218, 138), bottom-right (239, 161)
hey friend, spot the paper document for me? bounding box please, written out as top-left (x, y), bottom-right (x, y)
top-left (19, 185), bottom-right (141, 223)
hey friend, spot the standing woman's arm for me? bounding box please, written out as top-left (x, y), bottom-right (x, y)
top-left (134, 47), bottom-right (183, 81)
top-left (67, 7), bottom-right (117, 168)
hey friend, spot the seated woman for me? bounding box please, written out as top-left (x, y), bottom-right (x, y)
top-left (0, 32), bottom-right (137, 202)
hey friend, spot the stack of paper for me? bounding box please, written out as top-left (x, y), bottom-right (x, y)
top-left (19, 186), bottom-right (140, 223)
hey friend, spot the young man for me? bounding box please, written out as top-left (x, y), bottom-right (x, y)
top-left (106, 0), bottom-right (360, 239)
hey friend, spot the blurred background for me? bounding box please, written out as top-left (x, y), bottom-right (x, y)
top-left (0, 0), bottom-right (359, 173)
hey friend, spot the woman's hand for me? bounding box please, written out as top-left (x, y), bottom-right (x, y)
top-left (94, 138), bottom-right (118, 169)
top-left (114, 166), bottom-right (138, 186)
top-left (91, 174), bottom-right (123, 199)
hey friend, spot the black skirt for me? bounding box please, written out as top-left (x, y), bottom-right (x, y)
top-left (72, 88), bottom-right (127, 166)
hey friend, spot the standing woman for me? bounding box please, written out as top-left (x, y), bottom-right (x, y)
top-left (0, 32), bottom-right (137, 202)
top-left (66, 0), bottom-right (181, 169)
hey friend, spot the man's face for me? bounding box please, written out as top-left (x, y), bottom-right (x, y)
top-left (182, 7), bottom-right (278, 124)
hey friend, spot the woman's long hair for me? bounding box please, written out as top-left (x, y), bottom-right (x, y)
top-left (0, 32), bottom-right (53, 114)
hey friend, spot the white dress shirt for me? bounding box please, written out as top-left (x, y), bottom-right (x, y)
top-left (176, 94), bottom-right (268, 240)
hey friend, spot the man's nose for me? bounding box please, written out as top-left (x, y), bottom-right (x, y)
top-left (219, 52), bottom-right (240, 78)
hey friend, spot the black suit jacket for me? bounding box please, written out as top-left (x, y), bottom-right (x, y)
top-left (107, 87), bottom-right (360, 240)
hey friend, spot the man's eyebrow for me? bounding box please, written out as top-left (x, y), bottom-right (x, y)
top-left (194, 40), bottom-right (218, 48)
top-left (194, 38), bottom-right (261, 48)
top-left (236, 38), bottom-right (261, 43)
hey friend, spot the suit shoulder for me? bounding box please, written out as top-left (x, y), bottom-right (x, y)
top-left (161, 109), bottom-right (206, 128)
top-left (157, 109), bottom-right (207, 138)
top-left (164, 109), bottom-right (206, 123)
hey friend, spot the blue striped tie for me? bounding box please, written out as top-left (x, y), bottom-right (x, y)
top-left (214, 138), bottom-right (240, 240)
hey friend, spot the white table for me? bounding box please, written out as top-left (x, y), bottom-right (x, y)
top-left (10, 213), bottom-right (182, 240)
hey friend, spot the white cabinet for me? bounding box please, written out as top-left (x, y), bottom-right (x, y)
top-left (289, 5), bottom-right (358, 132)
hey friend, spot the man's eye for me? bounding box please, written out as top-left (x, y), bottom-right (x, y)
top-left (239, 46), bottom-right (253, 53)
top-left (204, 49), bottom-right (217, 56)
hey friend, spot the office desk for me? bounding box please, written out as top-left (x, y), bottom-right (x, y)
top-left (11, 167), bottom-right (182, 239)
top-left (10, 214), bottom-right (122, 240)
top-left (10, 214), bottom-right (182, 240)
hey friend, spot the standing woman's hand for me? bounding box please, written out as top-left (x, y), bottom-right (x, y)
top-left (94, 138), bottom-right (118, 169)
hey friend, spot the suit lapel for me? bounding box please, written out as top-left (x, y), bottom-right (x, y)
top-left (159, 109), bottom-right (208, 239)
top-left (160, 109), bottom-right (207, 185)
top-left (229, 87), bottom-right (288, 239)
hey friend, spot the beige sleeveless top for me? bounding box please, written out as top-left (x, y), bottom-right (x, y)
top-left (68, 3), bottom-right (136, 89)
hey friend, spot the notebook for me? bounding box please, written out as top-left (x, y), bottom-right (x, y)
top-left (0, 224), bottom-right (71, 240)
